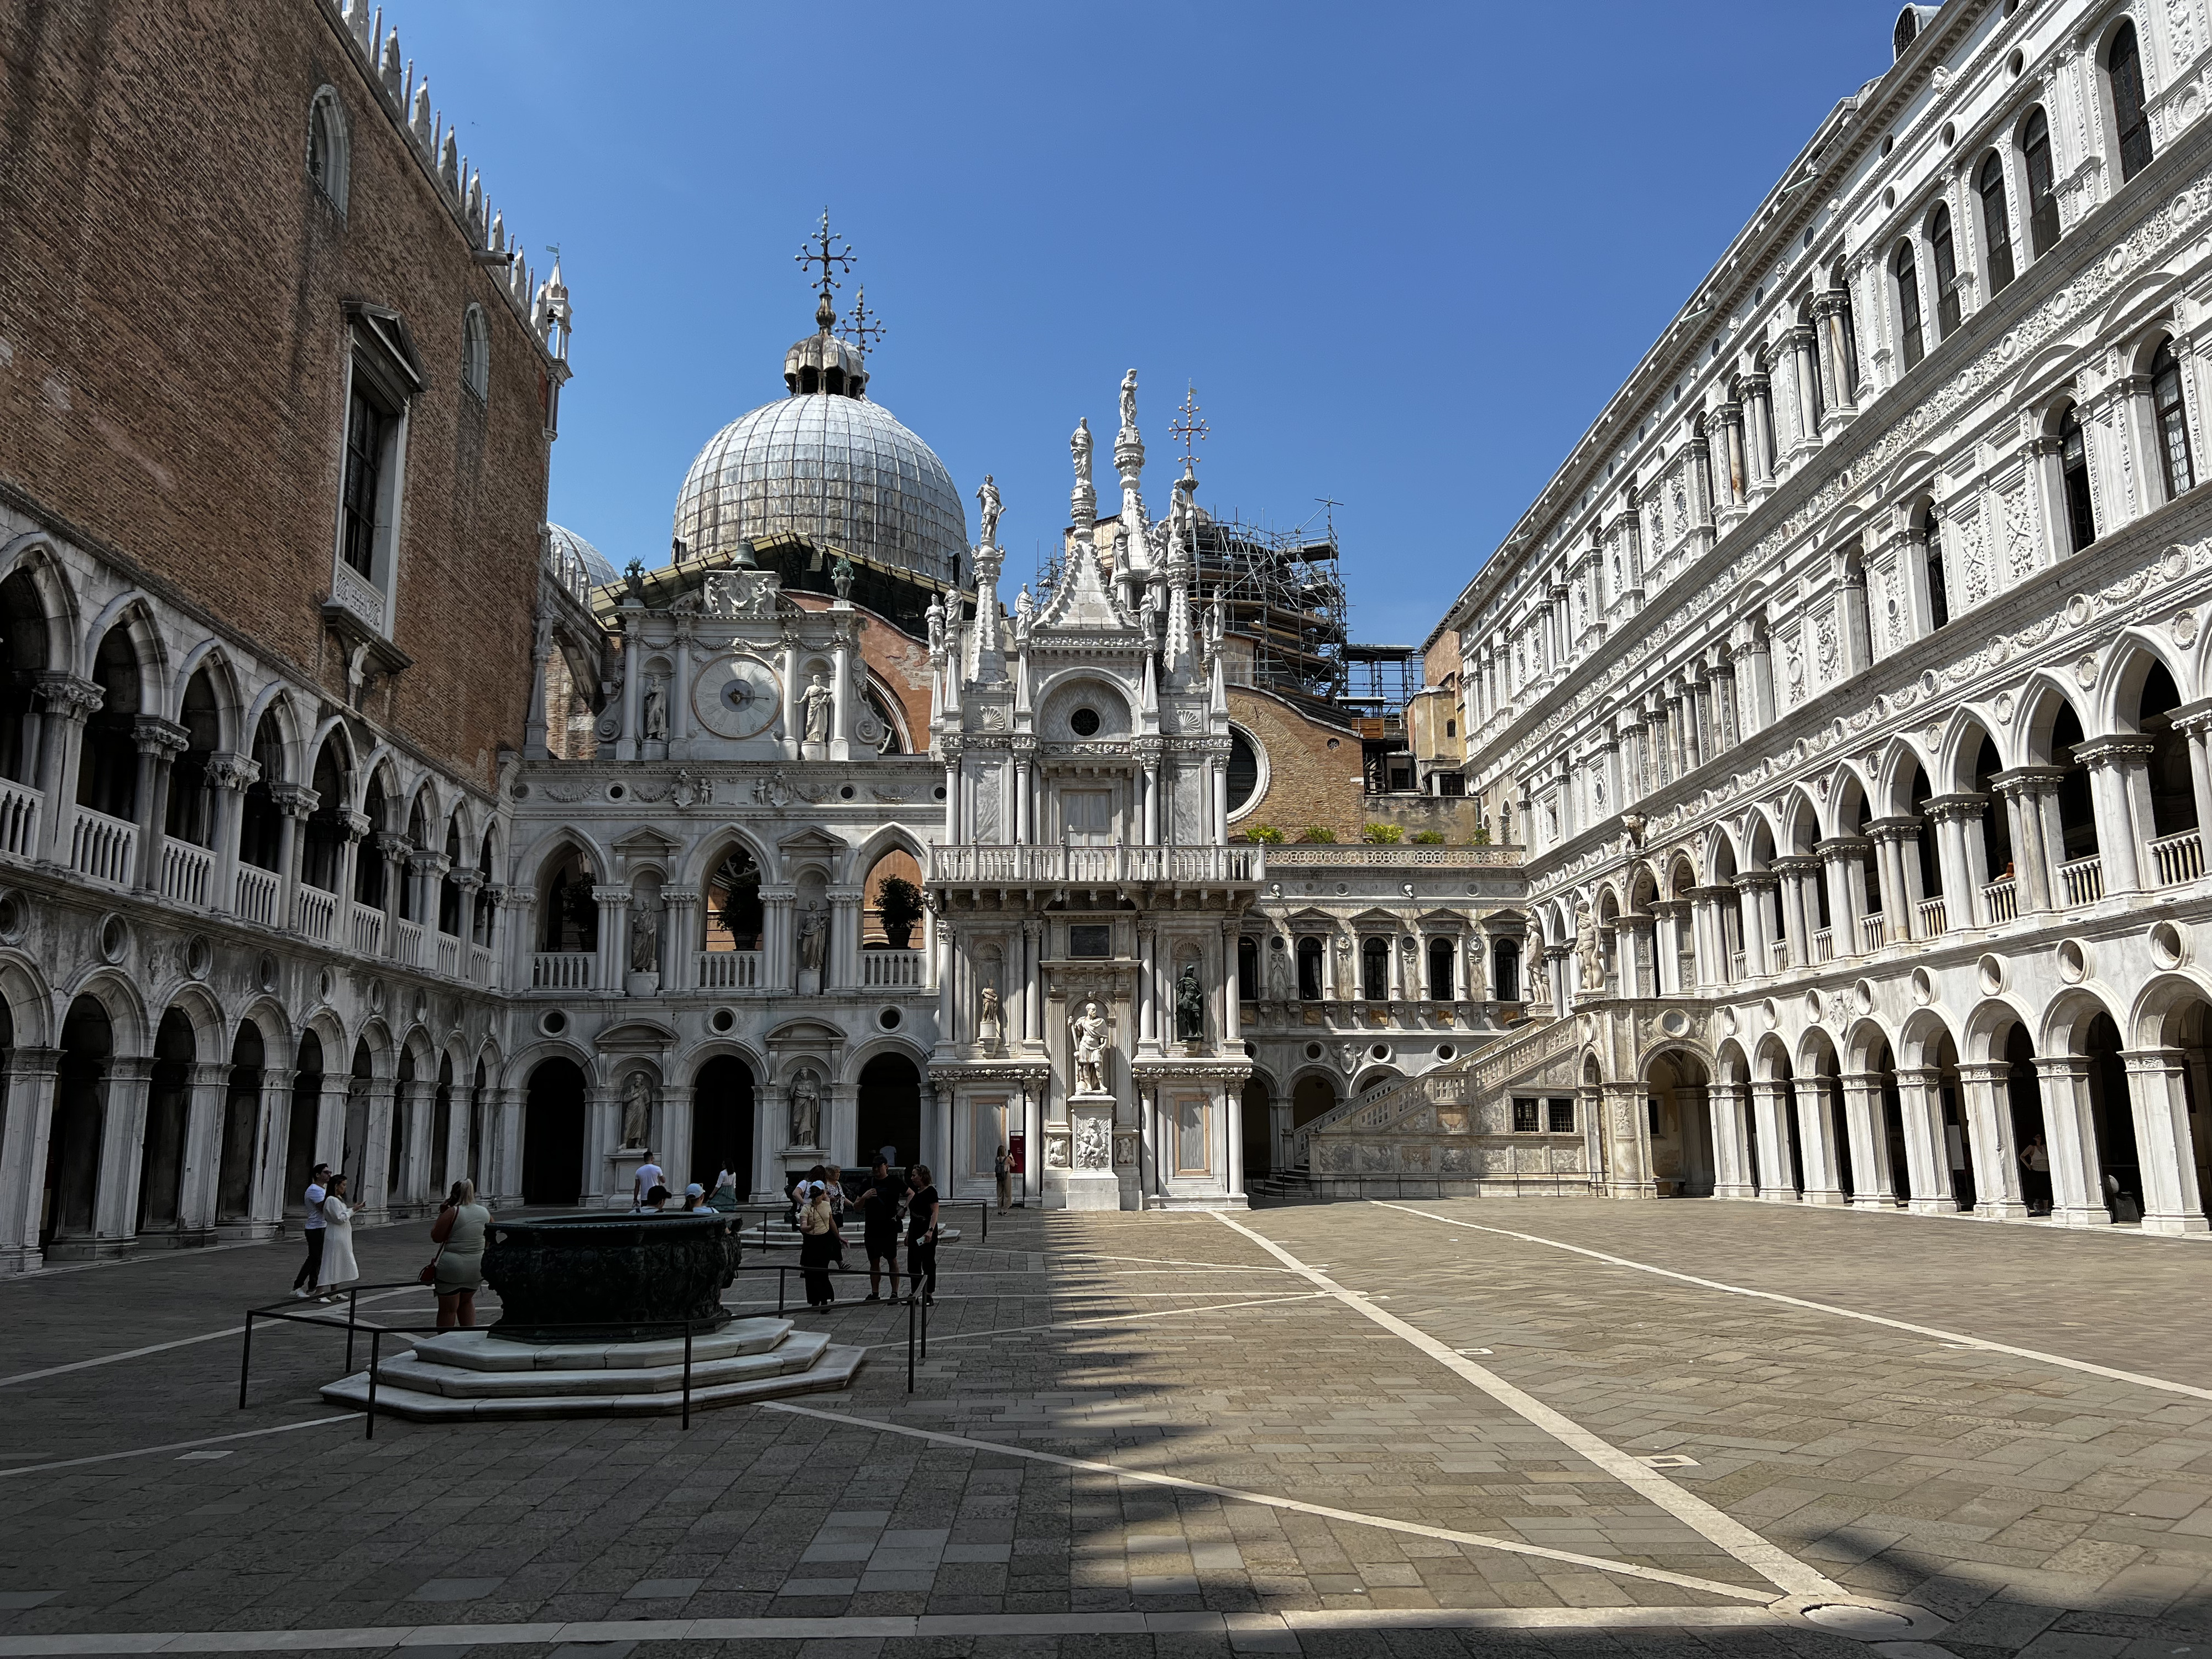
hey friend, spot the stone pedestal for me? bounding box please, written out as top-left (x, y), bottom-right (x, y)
top-left (798, 968), bottom-right (821, 996)
top-left (607, 1149), bottom-right (649, 1209)
top-left (627, 970), bottom-right (660, 998)
top-left (1060, 1093), bottom-right (1121, 1211)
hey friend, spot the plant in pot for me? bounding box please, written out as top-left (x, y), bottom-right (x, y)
top-left (876, 874), bottom-right (924, 949)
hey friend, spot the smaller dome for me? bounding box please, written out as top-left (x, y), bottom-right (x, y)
top-left (547, 523), bottom-right (618, 589)
top-left (784, 291), bottom-right (869, 398)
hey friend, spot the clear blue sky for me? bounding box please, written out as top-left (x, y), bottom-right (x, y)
top-left (393, 2), bottom-right (1905, 646)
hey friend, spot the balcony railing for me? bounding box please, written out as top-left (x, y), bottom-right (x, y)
top-left (928, 843), bottom-right (1262, 885)
top-left (860, 948), bottom-right (927, 988)
top-left (1917, 896), bottom-right (1947, 937)
top-left (2059, 854), bottom-right (2104, 907)
top-left (295, 884), bottom-right (337, 942)
top-left (231, 863), bottom-right (278, 926)
top-left (393, 917), bottom-right (424, 967)
top-left (534, 951), bottom-right (594, 990)
top-left (1984, 877), bottom-right (2019, 924)
top-left (0, 778), bottom-right (39, 858)
top-left (1730, 950), bottom-right (1746, 980)
top-left (70, 807), bottom-right (137, 886)
top-left (469, 943), bottom-right (495, 987)
top-left (435, 933), bottom-right (461, 978)
top-left (1770, 939), bottom-right (1791, 970)
top-left (350, 901), bottom-right (384, 957)
top-left (1812, 928), bottom-right (1835, 962)
top-left (2151, 829), bottom-right (2204, 887)
top-left (160, 839), bottom-right (212, 906)
top-left (1860, 914), bottom-right (1887, 952)
top-left (696, 951), bottom-right (762, 989)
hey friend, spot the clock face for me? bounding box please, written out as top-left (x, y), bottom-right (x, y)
top-left (692, 654), bottom-right (782, 740)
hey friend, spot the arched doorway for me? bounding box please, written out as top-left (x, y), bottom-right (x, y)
top-left (342, 1039), bottom-right (373, 1182)
top-left (430, 1055), bottom-right (455, 1197)
top-left (217, 1024), bottom-right (264, 1223)
top-left (1290, 1073), bottom-right (1337, 1168)
top-left (856, 1053), bottom-right (921, 1169)
top-left (139, 1008), bottom-right (196, 1234)
top-left (1241, 1075), bottom-right (1274, 1178)
top-left (692, 1056), bottom-right (755, 1192)
top-left (1645, 1050), bottom-right (1714, 1196)
top-left (522, 1058), bottom-right (587, 1206)
top-left (44, 997), bottom-right (113, 1248)
top-left (285, 1031), bottom-right (324, 1219)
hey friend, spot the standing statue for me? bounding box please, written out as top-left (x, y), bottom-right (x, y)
top-left (1071, 999), bottom-right (1111, 1095)
top-left (629, 901), bottom-right (660, 975)
top-left (925, 595), bottom-right (946, 662)
top-left (796, 904), bottom-right (827, 975)
top-left (801, 673), bottom-right (834, 745)
top-left (1175, 963), bottom-right (1204, 1042)
top-left (787, 1070), bottom-right (821, 1150)
top-left (1119, 368), bottom-right (1138, 432)
top-left (641, 676), bottom-right (669, 742)
top-left (1012, 585), bottom-right (1034, 648)
top-left (1138, 585), bottom-right (1158, 643)
top-left (1071, 417), bottom-right (1093, 487)
top-left (1576, 901), bottom-right (1606, 993)
top-left (1266, 936), bottom-right (1293, 999)
top-left (978, 985), bottom-right (1004, 1048)
top-left (620, 1071), bottom-right (654, 1150)
top-left (830, 552), bottom-right (854, 599)
top-left (1075, 1115), bottom-right (1109, 1171)
top-left (975, 474), bottom-right (1003, 549)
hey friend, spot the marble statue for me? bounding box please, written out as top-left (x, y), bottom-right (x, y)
top-left (1119, 368), bottom-right (1138, 432)
top-left (1071, 1000), bottom-right (1110, 1095)
top-left (620, 1071), bottom-right (654, 1149)
top-left (925, 596), bottom-right (946, 661)
top-left (1012, 585), bottom-right (1034, 647)
top-left (787, 1070), bottom-right (821, 1149)
top-left (1577, 901), bottom-right (1605, 993)
top-left (629, 901), bottom-right (660, 974)
top-left (976, 474), bottom-right (1001, 548)
top-left (796, 904), bottom-right (826, 975)
top-left (801, 673), bottom-right (833, 744)
top-left (830, 552), bottom-right (854, 599)
top-left (978, 985), bottom-right (1004, 1048)
top-left (1266, 936), bottom-right (1293, 999)
top-left (1072, 417), bottom-right (1092, 487)
top-left (1075, 1115), bottom-right (1109, 1171)
top-left (641, 676), bottom-right (668, 742)
top-left (1175, 963), bottom-right (1204, 1042)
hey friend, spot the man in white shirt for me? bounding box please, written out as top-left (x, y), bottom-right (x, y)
top-left (633, 1151), bottom-right (665, 1209)
top-left (291, 1163), bottom-right (331, 1299)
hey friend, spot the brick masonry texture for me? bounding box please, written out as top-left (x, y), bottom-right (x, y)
top-left (0, 1), bottom-right (554, 790)
top-left (1230, 686), bottom-right (1369, 843)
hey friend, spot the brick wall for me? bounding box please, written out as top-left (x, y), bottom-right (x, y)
top-left (784, 591), bottom-right (932, 750)
top-left (0, 1), bottom-right (553, 790)
top-left (1228, 687), bottom-right (1367, 843)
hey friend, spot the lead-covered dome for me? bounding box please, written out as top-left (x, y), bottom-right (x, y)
top-left (674, 299), bottom-right (968, 585)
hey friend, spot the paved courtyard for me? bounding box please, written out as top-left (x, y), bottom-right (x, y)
top-left (3, 1199), bottom-right (2211, 1658)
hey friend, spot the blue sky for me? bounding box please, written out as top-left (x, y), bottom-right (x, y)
top-left (394, 2), bottom-right (1906, 645)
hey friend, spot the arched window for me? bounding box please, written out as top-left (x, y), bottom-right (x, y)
top-left (1492, 937), bottom-right (1521, 1003)
top-left (1237, 935), bottom-right (1259, 1001)
top-left (1923, 505), bottom-right (1950, 631)
top-left (1225, 728), bottom-right (1261, 817)
top-left (703, 849), bottom-right (763, 951)
top-left (2021, 108), bottom-right (2060, 258)
top-left (460, 306), bottom-right (490, 404)
top-left (1427, 937), bottom-right (1454, 1000)
top-left (306, 87), bottom-right (348, 213)
top-left (2059, 404), bottom-right (2097, 551)
top-left (2153, 340), bottom-right (2194, 498)
top-left (1978, 153), bottom-right (2015, 295)
top-left (1929, 206), bottom-right (1961, 337)
top-left (1360, 937), bottom-right (1389, 1002)
top-left (1893, 242), bottom-right (1925, 371)
top-left (539, 847), bottom-right (597, 952)
top-left (167, 669), bottom-right (220, 847)
top-left (2109, 21), bottom-right (2152, 182)
top-left (1297, 936), bottom-right (1323, 1001)
top-left (80, 624), bottom-right (141, 821)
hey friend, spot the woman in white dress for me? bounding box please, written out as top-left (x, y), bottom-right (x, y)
top-left (319, 1173), bottom-right (359, 1301)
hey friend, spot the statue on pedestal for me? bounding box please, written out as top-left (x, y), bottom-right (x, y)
top-left (1175, 963), bottom-right (1204, 1043)
top-left (796, 904), bottom-right (827, 976)
top-left (620, 1072), bottom-right (654, 1150)
top-left (1576, 900), bottom-right (1605, 993)
top-left (978, 985), bottom-right (1005, 1049)
top-left (976, 474), bottom-right (1002, 549)
top-left (1071, 1000), bottom-right (1111, 1095)
top-left (630, 901), bottom-right (661, 975)
top-left (787, 1070), bottom-right (821, 1150)
top-left (801, 674), bottom-right (834, 745)
top-left (641, 677), bottom-right (669, 743)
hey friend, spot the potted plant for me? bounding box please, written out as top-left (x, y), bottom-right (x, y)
top-left (876, 874), bottom-right (924, 949)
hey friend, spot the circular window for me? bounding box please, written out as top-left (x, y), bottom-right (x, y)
top-left (839, 784), bottom-right (855, 800)
top-left (1804, 989), bottom-right (1823, 1020)
top-left (710, 1007), bottom-right (736, 1034)
top-left (1911, 967), bottom-right (1934, 1005)
top-left (368, 978), bottom-right (387, 1015)
top-left (1305, 1042), bottom-right (1324, 1061)
top-left (1436, 1044), bottom-right (1455, 1061)
top-left (1070, 707), bottom-right (1102, 737)
top-left (2056, 939), bottom-right (2089, 984)
top-left (318, 967), bottom-right (336, 1003)
top-left (1881, 133), bottom-right (1895, 156)
top-left (1225, 727), bottom-right (1262, 817)
top-left (608, 784), bottom-right (627, 801)
top-left (2008, 47), bottom-right (2025, 76)
top-left (1940, 121), bottom-right (1955, 147)
top-left (540, 1009), bottom-right (567, 1036)
top-left (1371, 1044), bottom-right (1391, 1060)
top-left (1882, 186), bottom-right (1897, 210)
top-left (2151, 921), bottom-right (2188, 969)
top-left (1326, 737), bottom-right (1340, 750)
top-left (879, 1006), bottom-right (902, 1030)
top-left (1978, 954), bottom-right (2006, 995)
top-left (98, 914), bottom-right (128, 964)
top-left (933, 785), bottom-right (947, 800)
top-left (260, 952), bottom-right (282, 993)
top-left (185, 936), bottom-right (212, 980)
top-left (0, 889), bottom-right (24, 945)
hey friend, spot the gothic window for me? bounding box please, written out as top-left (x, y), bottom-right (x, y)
top-left (2109, 21), bottom-right (2153, 182)
top-left (1929, 206), bottom-right (1961, 337)
top-left (703, 849), bottom-right (762, 951)
top-left (2154, 340), bottom-right (2195, 498)
top-left (238, 712), bottom-right (284, 873)
top-left (2059, 404), bottom-right (2097, 551)
top-left (1893, 242), bottom-right (1925, 371)
top-left (1923, 507), bottom-right (1950, 630)
top-left (1492, 937), bottom-right (1521, 1002)
top-left (1360, 937), bottom-right (1389, 1001)
top-left (339, 385), bottom-right (389, 579)
top-left (1978, 153), bottom-right (2015, 294)
top-left (540, 848), bottom-right (598, 953)
top-left (306, 86), bottom-right (348, 213)
top-left (1427, 937), bottom-right (1454, 1000)
top-left (2021, 108), bottom-right (2060, 259)
top-left (460, 305), bottom-right (490, 404)
top-left (1297, 936), bottom-right (1323, 1000)
top-left (79, 623), bottom-right (142, 821)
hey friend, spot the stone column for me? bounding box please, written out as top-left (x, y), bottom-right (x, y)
top-left (829, 887), bottom-right (862, 990)
top-left (1789, 326), bottom-right (1823, 458)
top-left (2034, 1056), bottom-right (2110, 1227)
top-left (1813, 838), bottom-right (1867, 956)
top-left (1735, 873), bottom-right (1775, 976)
top-left (1709, 1081), bottom-right (1755, 1198)
top-left (1773, 857), bottom-right (1819, 969)
top-left (1866, 818), bottom-right (1923, 940)
top-left (1838, 1070), bottom-right (1896, 1206)
top-left (1793, 1075), bottom-right (1848, 1205)
top-left (1743, 372), bottom-right (1776, 491)
top-left (2120, 1048), bottom-right (2211, 1234)
top-left (251, 1066), bottom-right (298, 1232)
top-left (594, 885), bottom-right (630, 994)
top-left (2170, 703), bottom-right (2212, 855)
top-left (1893, 1065), bottom-right (1954, 1214)
top-left (1749, 1079), bottom-right (1794, 1198)
top-left (34, 674), bottom-right (102, 863)
top-left (1599, 1082), bottom-right (1655, 1198)
top-left (1956, 1061), bottom-right (2027, 1218)
top-left (315, 1072), bottom-right (352, 1180)
top-left (1717, 401), bottom-right (1748, 510)
top-left (1923, 794), bottom-right (1986, 927)
top-left (1992, 768), bottom-right (2066, 911)
top-left (0, 1049), bottom-right (62, 1272)
top-left (1137, 920), bottom-right (1159, 1048)
top-left (2075, 737), bottom-right (2156, 894)
top-left (583, 1081), bottom-right (618, 1206)
top-left (492, 1085), bottom-right (526, 1206)
top-left (356, 1074), bottom-right (398, 1220)
top-left (92, 1056), bottom-right (155, 1247)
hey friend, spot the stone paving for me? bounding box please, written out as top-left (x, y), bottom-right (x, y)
top-left (0, 1198), bottom-right (2209, 1657)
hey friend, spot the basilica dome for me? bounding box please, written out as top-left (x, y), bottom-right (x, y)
top-left (673, 296), bottom-right (968, 585)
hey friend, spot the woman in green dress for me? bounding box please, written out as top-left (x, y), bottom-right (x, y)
top-left (431, 1179), bottom-right (493, 1331)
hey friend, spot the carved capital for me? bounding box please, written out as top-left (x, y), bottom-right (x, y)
top-left (269, 781), bottom-right (319, 818)
top-left (340, 809), bottom-right (372, 842)
top-left (133, 716), bottom-right (191, 757)
top-left (206, 752), bottom-right (261, 792)
top-left (34, 672), bottom-right (102, 720)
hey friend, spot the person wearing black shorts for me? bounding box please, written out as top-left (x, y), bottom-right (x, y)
top-left (906, 1164), bottom-right (940, 1307)
top-left (855, 1158), bottom-right (904, 1303)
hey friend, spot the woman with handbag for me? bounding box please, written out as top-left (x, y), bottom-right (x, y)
top-left (427, 1179), bottom-right (492, 1331)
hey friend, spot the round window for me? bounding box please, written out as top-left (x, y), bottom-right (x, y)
top-left (540, 1009), bottom-right (568, 1037)
top-left (710, 1008), bottom-right (736, 1034)
top-left (1305, 1042), bottom-right (1324, 1061)
top-left (1071, 707), bottom-right (1101, 737)
top-left (880, 1006), bottom-right (903, 1030)
top-left (1225, 729), bottom-right (1260, 816)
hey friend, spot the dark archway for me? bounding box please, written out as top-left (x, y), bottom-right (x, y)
top-left (341, 1039), bottom-right (373, 1181)
top-left (692, 1056), bottom-right (755, 1192)
top-left (1241, 1075), bottom-right (1274, 1178)
top-left (44, 997), bottom-right (114, 1246)
top-left (217, 1023), bottom-right (264, 1223)
top-left (285, 1030), bottom-right (324, 1218)
top-left (522, 1058), bottom-right (587, 1206)
top-left (430, 1054), bottom-right (455, 1197)
top-left (1646, 1050), bottom-right (1714, 1196)
top-left (856, 1053), bottom-right (922, 1169)
top-left (139, 1009), bottom-right (196, 1233)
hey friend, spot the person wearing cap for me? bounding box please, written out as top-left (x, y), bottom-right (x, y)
top-left (679, 1182), bottom-right (707, 1212)
top-left (797, 1178), bottom-right (837, 1310)
top-left (291, 1162), bottom-right (332, 1300)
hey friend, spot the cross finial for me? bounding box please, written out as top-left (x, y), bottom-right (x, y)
top-left (1170, 382), bottom-right (1209, 469)
top-left (794, 207), bottom-right (855, 315)
top-left (844, 285), bottom-right (886, 362)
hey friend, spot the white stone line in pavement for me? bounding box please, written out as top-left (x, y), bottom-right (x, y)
top-left (1059, 1252), bottom-right (1301, 1272)
top-left (0, 1415), bottom-right (355, 1480)
top-left (1212, 1212), bottom-right (1842, 1604)
top-left (1375, 1202), bottom-right (2212, 1407)
top-left (0, 1289), bottom-right (429, 1391)
top-left (859, 1291), bottom-right (1330, 1351)
top-left (0, 1605), bottom-right (1784, 1653)
top-left (763, 1399), bottom-right (1772, 1603)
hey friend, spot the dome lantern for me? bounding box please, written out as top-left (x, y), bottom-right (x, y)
top-left (782, 290), bottom-right (868, 399)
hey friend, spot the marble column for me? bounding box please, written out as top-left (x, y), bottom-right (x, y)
top-left (1709, 1081), bottom-right (1755, 1198)
top-left (2120, 1048), bottom-right (2211, 1234)
top-left (92, 1057), bottom-right (155, 1247)
top-left (1893, 1065), bottom-right (1954, 1214)
top-left (1838, 1070), bottom-right (1896, 1206)
top-left (1793, 1075), bottom-right (1848, 1205)
top-left (2034, 1055), bottom-right (2110, 1227)
top-left (1956, 1061), bottom-right (2028, 1219)
top-left (0, 1050), bottom-right (62, 1272)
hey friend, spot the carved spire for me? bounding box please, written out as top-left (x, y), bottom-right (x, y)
top-left (1070, 416), bottom-right (1095, 531)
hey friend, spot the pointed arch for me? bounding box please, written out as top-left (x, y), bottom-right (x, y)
top-left (1937, 709), bottom-right (2000, 793)
top-left (0, 533), bottom-right (82, 669)
top-left (2016, 673), bottom-right (2091, 765)
top-left (2096, 630), bottom-right (2193, 735)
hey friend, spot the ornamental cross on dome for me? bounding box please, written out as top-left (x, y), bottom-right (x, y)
top-left (843, 285), bottom-right (885, 363)
top-left (794, 208), bottom-right (855, 309)
top-left (1170, 382), bottom-right (1208, 469)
